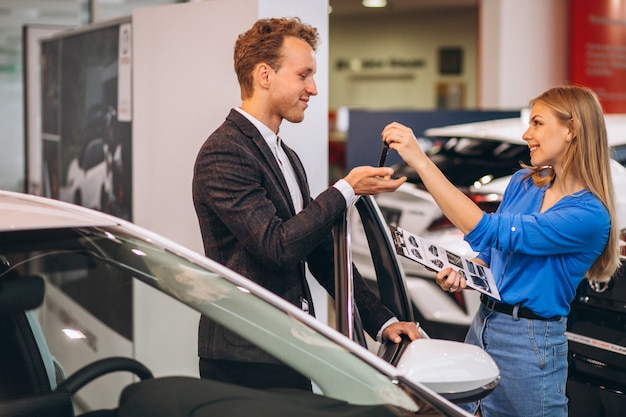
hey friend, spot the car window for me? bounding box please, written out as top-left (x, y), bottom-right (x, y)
top-left (0, 229), bottom-right (136, 344)
top-left (612, 144), bottom-right (626, 167)
top-left (394, 137), bottom-right (529, 188)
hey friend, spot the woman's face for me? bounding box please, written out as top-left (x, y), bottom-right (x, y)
top-left (522, 102), bottom-right (571, 169)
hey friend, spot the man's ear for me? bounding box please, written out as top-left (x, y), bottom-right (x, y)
top-left (256, 63), bottom-right (272, 88)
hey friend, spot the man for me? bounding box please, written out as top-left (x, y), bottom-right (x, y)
top-left (192, 17), bottom-right (420, 391)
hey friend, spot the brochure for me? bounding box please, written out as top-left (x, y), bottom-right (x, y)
top-left (389, 225), bottom-right (501, 300)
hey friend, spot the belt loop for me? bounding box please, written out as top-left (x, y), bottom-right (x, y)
top-left (512, 304), bottom-right (520, 321)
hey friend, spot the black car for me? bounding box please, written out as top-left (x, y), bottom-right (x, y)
top-left (566, 259), bottom-right (626, 417)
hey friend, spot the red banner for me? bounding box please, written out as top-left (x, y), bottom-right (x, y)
top-left (570, 0), bottom-right (626, 113)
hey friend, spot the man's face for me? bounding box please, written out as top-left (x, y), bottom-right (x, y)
top-left (268, 36), bottom-right (318, 124)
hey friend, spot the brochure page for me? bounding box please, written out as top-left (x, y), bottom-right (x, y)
top-left (389, 225), bottom-right (501, 300)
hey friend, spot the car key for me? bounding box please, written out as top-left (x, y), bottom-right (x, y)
top-left (377, 142), bottom-right (389, 167)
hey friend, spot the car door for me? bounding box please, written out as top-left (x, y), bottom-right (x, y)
top-left (332, 195), bottom-right (414, 347)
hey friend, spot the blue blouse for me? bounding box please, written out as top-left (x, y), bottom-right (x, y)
top-left (465, 169), bottom-right (610, 318)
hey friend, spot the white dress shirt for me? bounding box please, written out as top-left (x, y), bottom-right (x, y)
top-left (234, 108), bottom-right (356, 210)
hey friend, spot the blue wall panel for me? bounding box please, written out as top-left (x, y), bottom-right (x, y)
top-left (346, 110), bottom-right (520, 170)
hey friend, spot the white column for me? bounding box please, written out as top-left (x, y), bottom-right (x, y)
top-left (478, 0), bottom-right (569, 109)
top-left (132, 0), bottom-right (329, 378)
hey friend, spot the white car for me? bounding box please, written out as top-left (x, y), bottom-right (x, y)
top-left (61, 137), bottom-right (114, 211)
top-left (351, 113), bottom-right (626, 341)
top-left (0, 190), bottom-right (499, 417)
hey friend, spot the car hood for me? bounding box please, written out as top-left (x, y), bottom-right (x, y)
top-left (0, 191), bottom-right (120, 231)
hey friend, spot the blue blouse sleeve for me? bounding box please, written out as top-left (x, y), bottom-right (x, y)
top-left (465, 171), bottom-right (523, 266)
top-left (465, 180), bottom-right (610, 257)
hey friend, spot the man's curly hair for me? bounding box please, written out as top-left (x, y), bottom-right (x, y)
top-left (234, 17), bottom-right (319, 99)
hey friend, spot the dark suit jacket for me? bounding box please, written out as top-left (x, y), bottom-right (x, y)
top-left (192, 109), bottom-right (394, 364)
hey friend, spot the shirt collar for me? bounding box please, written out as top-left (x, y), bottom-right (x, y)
top-left (234, 107), bottom-right (279, 151)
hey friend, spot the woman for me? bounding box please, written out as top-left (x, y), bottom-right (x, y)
top-left (382, 85), bottom-right (621, 417)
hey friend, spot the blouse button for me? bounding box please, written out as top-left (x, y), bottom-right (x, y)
top-left (511, 226), bottom-right (516, 232)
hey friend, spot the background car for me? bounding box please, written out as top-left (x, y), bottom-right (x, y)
top-left (59, 104), bottom-right (122, 213)
top-left (61, 137), bottom-right (113, 211)
top-left (0, 190), bottom-right (501, 417)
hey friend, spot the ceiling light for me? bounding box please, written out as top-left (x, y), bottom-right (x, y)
top-left (362, 0), bottom-right (387, 8)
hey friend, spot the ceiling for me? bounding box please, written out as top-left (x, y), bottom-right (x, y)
top-left (329, 0), bottom-right (476, 16)
top-left (0, 0), bottom-right (477, 73)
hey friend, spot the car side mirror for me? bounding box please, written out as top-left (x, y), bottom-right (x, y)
top-left (394, 338), bottom-right (500, 403)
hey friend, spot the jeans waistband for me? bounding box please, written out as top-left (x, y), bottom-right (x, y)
top-left (480, 294), bottom-right (561, 321)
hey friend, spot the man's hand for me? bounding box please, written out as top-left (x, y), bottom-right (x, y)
top-left (382, 321), bottom-right (422, 344)
top-left (343, 166), bottom-right (406, 195)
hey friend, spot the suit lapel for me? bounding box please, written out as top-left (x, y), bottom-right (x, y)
top-left (226, 110), bottom-right (297, 214)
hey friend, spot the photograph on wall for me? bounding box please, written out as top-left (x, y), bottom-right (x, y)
top-left (37, 22), bottom-right (134, 383)
top-left (390, 225), bottom-right (500, 300)
top-left (40, 21), bottom-right (132, 221)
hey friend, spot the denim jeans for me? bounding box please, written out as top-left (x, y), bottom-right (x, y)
top-left (459, 304), bottom-right (568, 417)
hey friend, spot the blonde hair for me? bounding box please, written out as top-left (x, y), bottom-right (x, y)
top-left (522, 85), bottom-right (621, 282)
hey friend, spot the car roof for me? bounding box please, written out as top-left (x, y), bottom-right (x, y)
top-left (424, 112), bottom-right (626, 148)
top-left (0, 190), bottom-right (120, 231)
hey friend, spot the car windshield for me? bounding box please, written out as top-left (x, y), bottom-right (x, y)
top-left (395, 137), bottom-right (530, 188)
top-left (0, 225), bottom-right (420, 412)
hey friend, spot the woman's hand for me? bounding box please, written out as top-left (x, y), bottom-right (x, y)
top-left (381, 122), bottom-right (427, 169)
top-left (381, 121), bottom-right (484, 235)
top-left (436, 267), bottom-right (467, 293)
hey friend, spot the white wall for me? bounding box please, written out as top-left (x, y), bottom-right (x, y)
top-left (329, 8), bottom-right (478, 110)
top-left (132, 0), bottom-right (329, 378)
top-left (132, 0), bottom-right (329, 252)
top-left (478, 0), bottom-right (569, 109)
top-left (132, 1), bottom-right (250, 251)
top-left (328, 0), bottom-right (569, 112)
top-left (258, 0), bottom-right (330, 200)
top-left (0, 72), bottom-right (23, 191)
